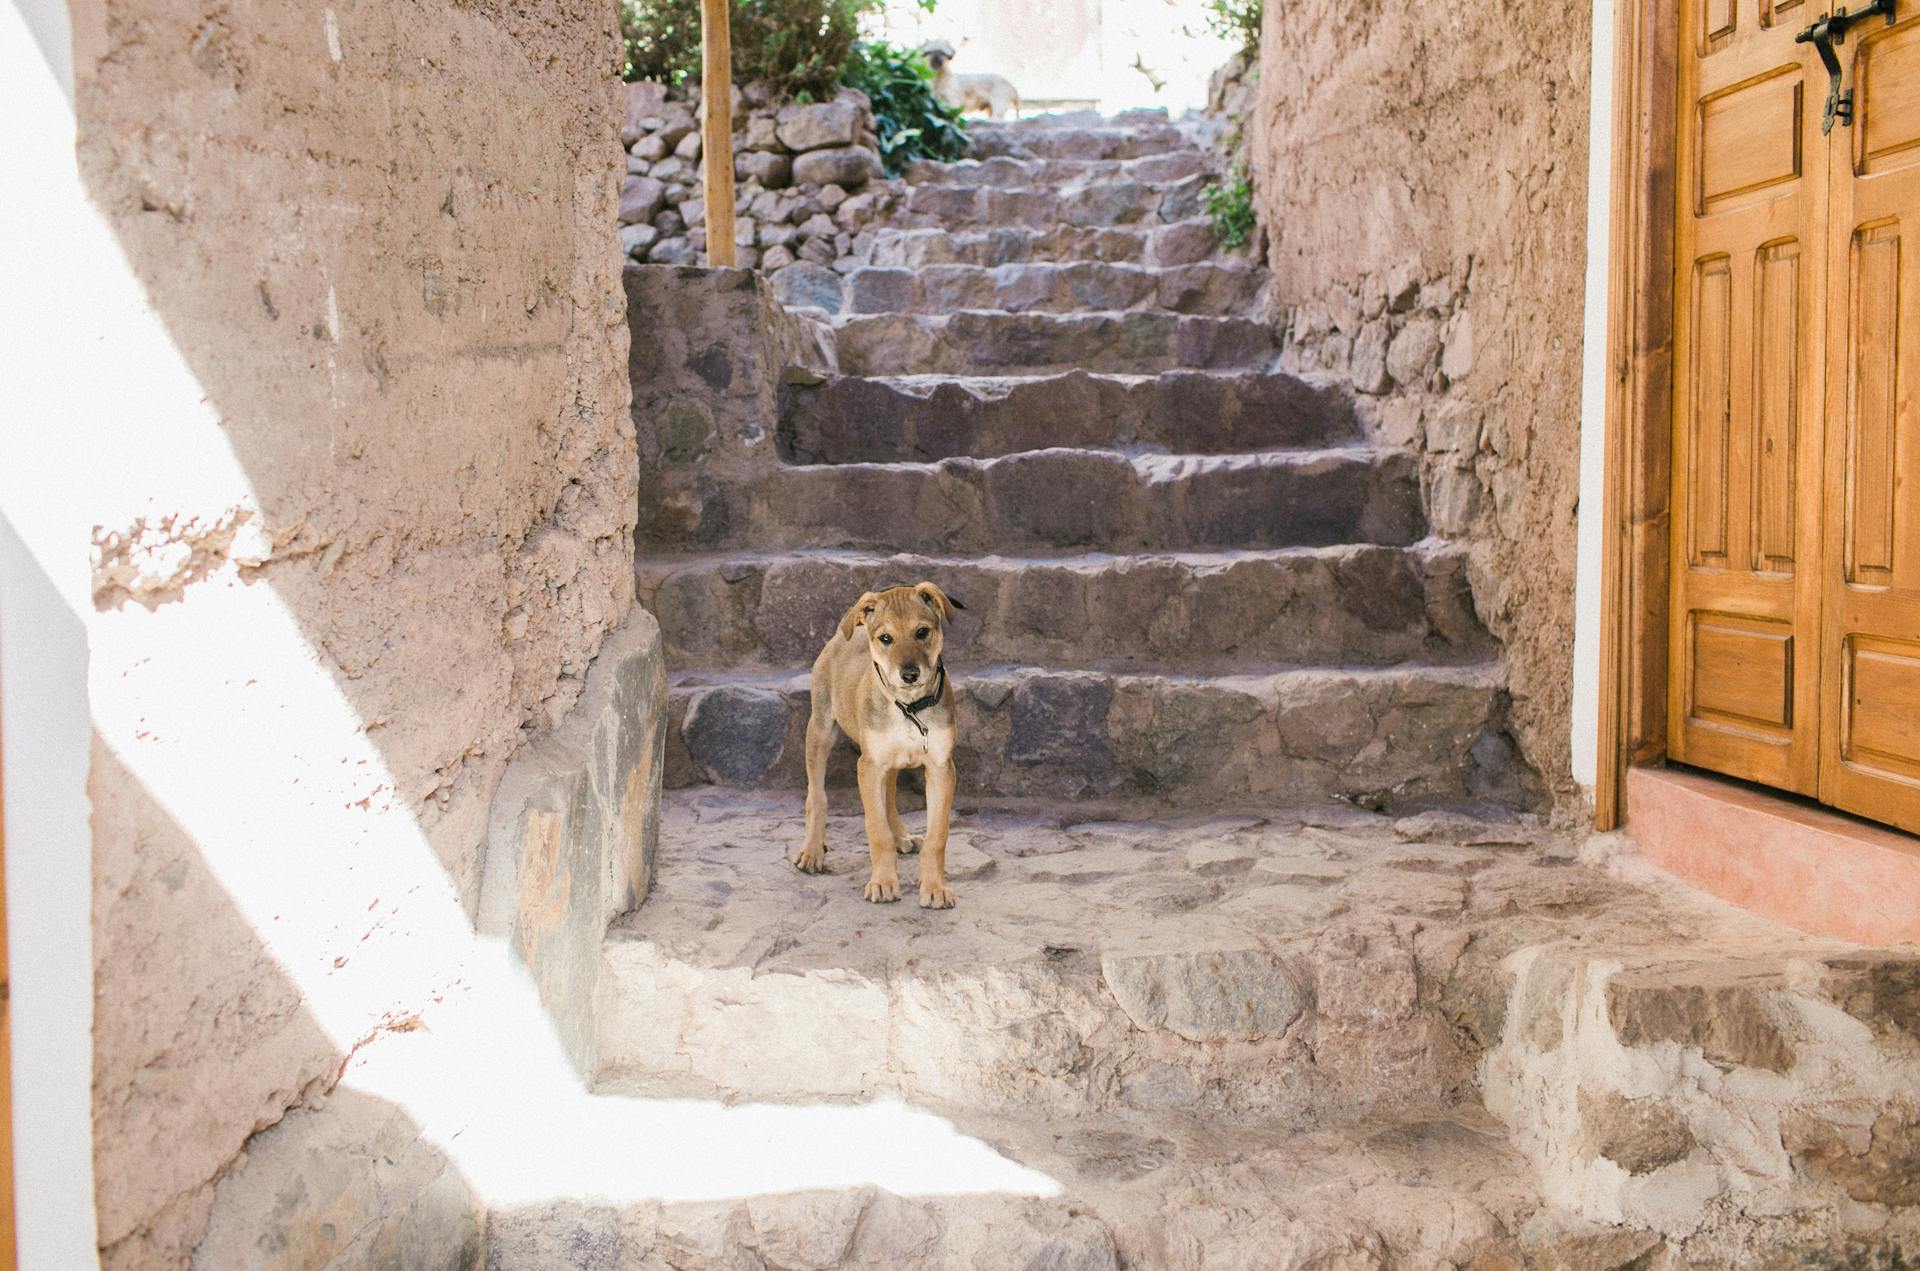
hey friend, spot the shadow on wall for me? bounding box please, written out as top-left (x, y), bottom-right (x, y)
top-left (89, 744), bottom-right (481, 1268)
top-left (61, 0), bottom-right (636, 1258)
top-left (46, 1), bottom-right (1064, 1264)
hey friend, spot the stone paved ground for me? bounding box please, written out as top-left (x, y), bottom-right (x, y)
top-left (481, 790), bottom-right (1920, 1269)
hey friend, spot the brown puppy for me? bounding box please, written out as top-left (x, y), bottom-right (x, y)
top-left (794, 582), bottom-right (963, 908)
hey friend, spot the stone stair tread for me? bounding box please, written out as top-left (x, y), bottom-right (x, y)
top-left (591, 790), bottom-right (1868, 1112)
top-left (665, 659), bottom-right (1505, 691)
top-left (831, 309), bottom-right (1278, 375)
top-left (775, 441), bottom-right (1391, 472)
top-left (595, 788), bottom-right (1576, 1084)
top-left (780, 366), bottom-right (1344, 463)
top-left (652, 444), bottom-right (1425, 556)
top-left (830, 305), bottom-right (1265, 327)
top-left (636, 540), bottom-right (1461, 569)
top-left (833, 367), bottom-right (1261, 388)
top-left (636, 542), bottom-right (1494, 674)
top-left (661, 660), bottom-right (1526, 807)
top-left (490, 1094), bottom-right (1543, 1269)
top-left (965, 121), bottom-right (1194, 160)
top-left (839, 261), bottom-right (1263, 318)
top-left (903, 151), bottom-right (1214, 188)
top-left (854, 220), bottom-right (1227, 269)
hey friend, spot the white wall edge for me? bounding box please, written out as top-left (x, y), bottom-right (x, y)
top-left (1, 0), bottom-right (106, 1262)
top-left (1570, 0), bottom-right (1620, 800)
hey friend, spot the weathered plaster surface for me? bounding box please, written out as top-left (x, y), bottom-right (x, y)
top-left (71, 0), bottom-right (635, 1262)
top-left (1249, 1), bottom-right (1592, 809)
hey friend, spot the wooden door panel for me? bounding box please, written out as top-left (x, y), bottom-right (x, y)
top-left (1703, 0), bottom-right (1739, 54)
top-left (1844, 636), bottom-right (1920, 777)
top-left (1845, 220), bottom-right (1901, 586)
top-left (1698, 69), bottom-right (1804, 211)
top-left (1824, 13), bottom-right (1920, 832)
top-left (1672, 0), bottom-right (1827, 795)
top-left (1754, 239), bottom-right (1802, 571)
top-left (1761, 0), bottom-right (1810, 28)
top-left (1688, 254), bottom-right (1736, 567)
top-left (1857, 20), bottom-right (1920, 173)
top-left (1692, 612), bottom-right (1797, 728)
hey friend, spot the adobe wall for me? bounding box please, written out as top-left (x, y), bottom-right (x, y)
top-left (1247, 1), bottom-right (1593, 809)
top-left (70, 0), bottom-right (636, 1263)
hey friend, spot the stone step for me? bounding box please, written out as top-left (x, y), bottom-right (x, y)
top-left (1486, 940), bottom-right (1920, 1246)
top-left (663, 662), bottom-right (1531, 808)
top-left (838, 261), bottom-right (1262, 317)
top-left (490, 780), bottom-right (1920, 1270)
top-left (634, 544), bottom-right (1494, 674)
top-left (489, 1094), bottom-right (1553, 1269)
top-left (638, 447), bottom-right (1425, 556)
top-left (900, 176), bottom-right (1207, 229)
top-left (904, 149), bottom-right (1213, 189)
top-left (967, 121), bottom-right (1192, 160)
top-left (979, 106), bottom-right (1175, 131)
top-left (832, 311), bottom-right (1278, 375)
top-left (588, 791), bottom-right (1583, 1116)
top-left (779, 370), bottom-right (1353, 463)
top-left (854, 219), bottom-right (1225, 269)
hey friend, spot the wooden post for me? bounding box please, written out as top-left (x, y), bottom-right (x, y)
top-left (699, 0), bottom-right (738, 267)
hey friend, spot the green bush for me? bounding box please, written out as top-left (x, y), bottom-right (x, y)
top-left (1204, 0), bottom-right (1263, 50)
top-left (619, 0), bottom-right (875, 100)
top-left (840, 41), bottom-right (968, 175)
top-left (1202, 168), bottom-right (1256, 249)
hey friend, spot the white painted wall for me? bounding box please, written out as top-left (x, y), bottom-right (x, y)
top-left (872, 0), bottom-right (1238, 115)
top-left (1570, 0), bottom-right (1618, 800)
top-left (0, 1), bottom-right (105, 1261)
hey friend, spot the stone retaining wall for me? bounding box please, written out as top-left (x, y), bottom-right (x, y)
top-left (618, 79), bottom-right (905, 274)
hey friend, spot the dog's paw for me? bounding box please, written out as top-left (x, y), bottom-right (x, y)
top-left (919, 878), bottom-right (956, 910)
top-left (794, 845), bottom-right (828, 874)
top-left (896, 833), bottom-right (923, 856)
top-left (863, 873), bottom-right (900, 903)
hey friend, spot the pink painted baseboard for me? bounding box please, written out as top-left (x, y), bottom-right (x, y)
top-left (1626, 765), bottom-right (1920, 946)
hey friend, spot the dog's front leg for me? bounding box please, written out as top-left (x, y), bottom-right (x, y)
top-left (795, 715), bottom-right (833, 873)
top-left (859, 756), bottom-right (900, 902)
top-left (918, 759), bottom-right (956, 909)
top-left (883, 769), bottom-right (921, 855)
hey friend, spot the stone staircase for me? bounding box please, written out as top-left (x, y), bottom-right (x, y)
top-left (480, 111), bottom-right (1920, 1268)
top-left (641, 109), bottom-right (1537, 815)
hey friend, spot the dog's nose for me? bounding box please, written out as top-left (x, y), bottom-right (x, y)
top-left (900, 665), bottom-right (921, 684)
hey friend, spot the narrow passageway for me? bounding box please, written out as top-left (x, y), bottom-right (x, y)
top-left (486, 111), bottom-right (1920, 1268)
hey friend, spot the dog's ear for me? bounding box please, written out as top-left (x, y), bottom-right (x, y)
top-left (838, 591), bottom-right (882, 641)
top-left (914, 581), bottom-right (965, 622)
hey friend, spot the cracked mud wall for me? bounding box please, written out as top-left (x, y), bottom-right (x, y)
top-left (1248, 1), bottom-right (1592, 809)
top-left (71, 0), bottom-right (633, 1262)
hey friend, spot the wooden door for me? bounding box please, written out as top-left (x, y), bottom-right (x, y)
top-left (1821, 9), bottom-right (1920, 833)
top-left (1670, 0), bottom-right (1830, 795)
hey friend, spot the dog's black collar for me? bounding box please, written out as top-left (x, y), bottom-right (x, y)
top-left (877, 659), bottom-right (947, 737)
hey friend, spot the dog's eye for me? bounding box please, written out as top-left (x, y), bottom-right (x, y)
top-left (877, 633), bottom-right (893, 645)
top-left (915, 627), bottom-right (930, 640)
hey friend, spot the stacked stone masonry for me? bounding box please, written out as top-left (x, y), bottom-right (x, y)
top-left (618, 79), bottom-right (894, 272)
top-left (628, 109), bottom-right (1543, 813)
